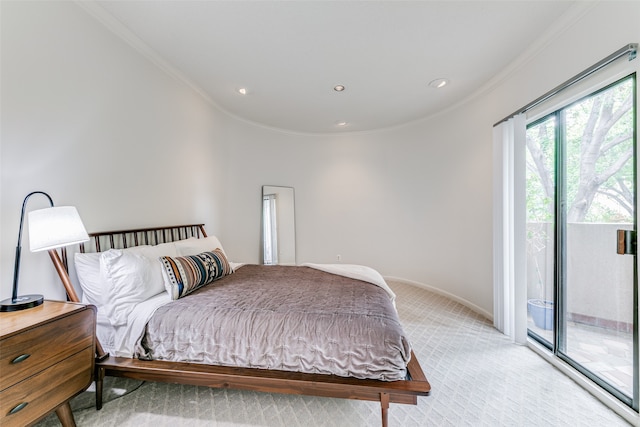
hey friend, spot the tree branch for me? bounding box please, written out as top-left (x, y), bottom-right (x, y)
top-left (601, 92), bottom-right (632, 131)
top-left (598, 187), bottom-right (633, 217)
top-left (601, 132), bottom-right (633, 153)
top-left (526, 131), bottom-right (554, 202)
top-left (596, 149), bottom-right (633, 186)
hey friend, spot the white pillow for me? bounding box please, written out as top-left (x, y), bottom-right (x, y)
top-left (174, 236), bottom-right (226, 256)
top-left (74, 252), bottom-right (103, 307)
top-left (101, 242), bottom-right (177, 326)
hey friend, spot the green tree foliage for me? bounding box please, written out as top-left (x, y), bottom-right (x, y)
top-left (526, 76), bottom-right (634, 224)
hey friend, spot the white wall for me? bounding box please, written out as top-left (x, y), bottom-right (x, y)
top-left (1, 1), bottom-right (228, 301)
top-left (2, 1), bottom-right (638, 318)
top-left (220, 96), bottom-right (495, 315)
top-left (220, 1), bottom-right (640, 317)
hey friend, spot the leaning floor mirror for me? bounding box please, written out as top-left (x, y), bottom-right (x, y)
top-left (262, 185), bottom-right (296, 265)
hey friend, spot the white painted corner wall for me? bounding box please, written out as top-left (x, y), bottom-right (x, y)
top-left (1, 1), bottom-right (639, 318)
top-left (0, 1), bottom-right (228, 301)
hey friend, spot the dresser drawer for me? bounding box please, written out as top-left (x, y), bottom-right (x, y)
top-left (0, 309), bottom-right (94, 391)
top-left (0, 346), bottom-right (93, 427)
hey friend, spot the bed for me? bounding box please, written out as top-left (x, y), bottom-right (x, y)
top-left (52, 224), bottom-right (430, 427)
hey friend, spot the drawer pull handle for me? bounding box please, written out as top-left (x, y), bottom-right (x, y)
top-left (11, 354), bottom-right (30, 364)
top-left (8, 402), bottom-right (28, 415)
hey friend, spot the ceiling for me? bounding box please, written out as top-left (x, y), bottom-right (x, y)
top-left (91, 1), bottom-right (578, 134)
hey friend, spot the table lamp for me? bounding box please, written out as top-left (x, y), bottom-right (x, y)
top-left (0, 191), bottom-right (89, 312)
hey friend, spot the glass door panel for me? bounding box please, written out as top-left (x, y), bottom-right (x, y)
top-left (526, 74), bottom-right (637, 406)
top-left (562, 77), bottom-right (635, 399)
top-left (526, 115), bottom-right (557, 344)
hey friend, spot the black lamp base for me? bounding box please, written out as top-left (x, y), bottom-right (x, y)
top-left (0, 294), bottom-right (44, 312)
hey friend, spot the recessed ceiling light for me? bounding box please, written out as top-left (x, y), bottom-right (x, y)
top-left (334, 85), bottom-right (345, 92)
top-left (336, 121), bottom-right (349, 127)
top-left (428, 78), bottom-right (449, 89)
top-left (237, 87), bottom-right (248, 95)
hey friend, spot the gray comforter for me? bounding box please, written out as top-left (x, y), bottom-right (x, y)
top-left (136, 264), bottom-right (411, 381)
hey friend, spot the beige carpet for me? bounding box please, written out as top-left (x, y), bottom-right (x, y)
top-left (37, 282), bottom-right (631, 426)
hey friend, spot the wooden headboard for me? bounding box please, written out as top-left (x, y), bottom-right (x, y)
top-left (79, 224), bottom-right (207, 253)
top-left (53, 223), bottom-right (207, 360)
top-left (56, 223), bottom-right (207, 301)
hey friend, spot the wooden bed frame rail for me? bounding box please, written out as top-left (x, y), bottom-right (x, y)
top-left (50, 224), bottom-right (430, 427)
top-left (95, 350), bottom-right (429, 426)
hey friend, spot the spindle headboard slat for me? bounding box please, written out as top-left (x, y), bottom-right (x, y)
top-left (79, 224), bottom-right (207, 253)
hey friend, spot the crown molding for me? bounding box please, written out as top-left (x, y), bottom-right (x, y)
top-left (74, 0), bottom-right (219, 109)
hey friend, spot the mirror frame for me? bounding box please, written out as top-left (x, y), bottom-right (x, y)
top-left (261, 185), bottom-right (296, 265)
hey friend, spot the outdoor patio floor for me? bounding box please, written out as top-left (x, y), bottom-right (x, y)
top-left (528, 317), bottom-right (634, 398)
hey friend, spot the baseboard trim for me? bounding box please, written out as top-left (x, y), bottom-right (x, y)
top-left (384, 276), bottom-right (493, 322)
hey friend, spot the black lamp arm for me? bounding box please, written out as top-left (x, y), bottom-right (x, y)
top-left (11, 191), bottom-right (54, 302)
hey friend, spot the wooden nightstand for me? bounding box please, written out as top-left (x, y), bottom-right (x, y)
top-left (0, 300), bottom-right (96, 427)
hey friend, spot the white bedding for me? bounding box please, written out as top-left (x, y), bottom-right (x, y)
top-left (95, 311), bottom-right (115, 355)
top-left (99, 262), bottom-right (396, 358)
top-left (301, 263), bottom-right (396, 307)
top-left (107, 292), bottom-right (171, 357)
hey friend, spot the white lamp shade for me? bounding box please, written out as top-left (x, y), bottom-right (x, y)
top-left (28, 206), bottom-right (90, 252)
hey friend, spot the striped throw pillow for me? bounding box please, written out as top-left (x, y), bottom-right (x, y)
top-left (160, 248), bottom-right (232, 300)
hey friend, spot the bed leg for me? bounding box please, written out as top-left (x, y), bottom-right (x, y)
top-left (380, 392), bottom-right (390, 427)
top-left (95, 366), bottom-right (105, 410)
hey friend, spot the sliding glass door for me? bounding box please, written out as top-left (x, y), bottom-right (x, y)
top-left (526, 74), bottom-right (638, 408)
